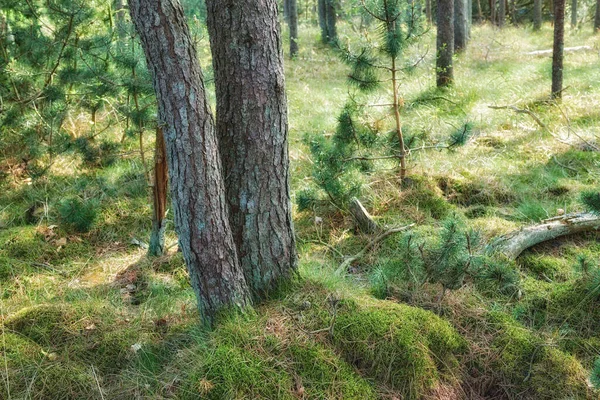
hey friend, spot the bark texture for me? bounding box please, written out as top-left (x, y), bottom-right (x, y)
top-left (128, 0), bottom-right (250, 324)
top-left (206, 0), bottom-right (297, 296)
top-left (487, 213), bottom-right (600, 260)
top-left (454, 0), bottom-right (467, 52)
top-left (534, 0), bottom-right (542, 30)
top-left (552, 0), bottom-right (565, 98)
top-left (436, 0), bottom-right (454, 87)
top-left (288, 0), bottom-right (299, 57)
top-left (148, 127), bottom-right (168, 257)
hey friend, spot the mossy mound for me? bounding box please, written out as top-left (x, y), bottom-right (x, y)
top-left (399, 176), bottom-right (453, 220)
top-left (284, 281), bottom-right (465, 399)
top-left (175, 309), bottom-right (377, 400)
top-left (520, 254), bottom-right (573, 282)
top-left (4, 304), bottom-right (74, 347)
top-left (488, 312), bottom-right (594, 399)
top-left (437, 175), bottom-right (514, 207)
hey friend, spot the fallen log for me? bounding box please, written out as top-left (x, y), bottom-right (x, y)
top-left (486, 212), bottom-right (600, 260)
top-left (524, 45), bottom-right (592, 56)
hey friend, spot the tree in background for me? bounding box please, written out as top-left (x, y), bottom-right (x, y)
top-left (318, 0), bottom-right (337, 44)
top-left (534, 0), bottom-right (542, 29)
top-left (437, 0), bottom-right (454, 87)
top-left (571, 0), bottom-right (577, 28)
top-left (455, 0), bottom-right (468, 52)
top-left (129, 0), bottom-right (251, 324)
top-left (498, 0), bottom-right (505, 27)
top-left (552, 0), bottom-right (565, 98)
top-left (288, 0), bottom-right (299, 57)
top-left (595, 0), bottom-right (600, 32)
top-left (206, 0), bottom-right (298, 296)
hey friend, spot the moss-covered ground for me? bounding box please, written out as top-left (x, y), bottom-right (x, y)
top-left (3, 21), bottom-right (600, 399)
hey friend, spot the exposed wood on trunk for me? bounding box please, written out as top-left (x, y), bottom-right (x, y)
top-left (436, 0), bottom-right (454, 87)
top-left (349, 197), bottom-right (380, 234)
top-left (551, 0), bottom-right (565, 99)
top-left (487, 212), bottom-right (600, 260)
top-left (148, 127), bottom-right (168, 257)
top-left (206, 0), bottom-right (297, 295)
top-left (129, 0), bottom-right (250, 325)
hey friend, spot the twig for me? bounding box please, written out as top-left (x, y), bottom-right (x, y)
top-left (488, 105), bottom-right (547, 129)
top-left (551, 155), bottom-right (579, 173)
top-left (337, 224), bottom-right (415, 273)
top-left (91, 365), bottom-right (105, 400)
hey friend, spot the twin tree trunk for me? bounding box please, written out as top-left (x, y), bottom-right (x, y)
top-left (206, 0), bottom-right (297, 296)
top-left (437, 0), bottom-right (454, 87)
top-left (318, 0), bottom-right (337, 44)
top-left (552, 0), bottom-right (565, 98)
top-left (131, 0), bottom-right (296, 323)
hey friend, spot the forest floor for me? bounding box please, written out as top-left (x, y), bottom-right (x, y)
top-left (2, 22), bottom-right (600, 399)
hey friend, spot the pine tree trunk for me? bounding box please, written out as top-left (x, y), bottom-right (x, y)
top-left (467, 0), bottom-right (472, 37)
top-left (148, 127), bottom-right (168, 257)
top-left (289, 0), bottom-right (299, 57)
top-left (437, 0), bottom-right (454, 87)
top-left (490, 0), bottom-right (496, 24)
top-left (571, 0), bottom-right (577, 27)
top-left (283, 0), bottom-right (290, 23)
top-left (206, 0), bottom-right (297, 296)
top-left (552, 0), bottom-right (565, 98)
top-left (534, 0), bottom-right (542, 30)
top-left (498, 0), bottom-right (505, 26)
top-left (595, 0), bottom-right (600, 32)
top-left (426, 0), bottom-right (433, 25)
top-left (128, 0), bottom-right (250, 324)
top-left (318, 0), bottom-right (328, 42)
top-left (325, 0), bottom-right (337, 43)
top-left (455, 0), bottom-right (467, 51)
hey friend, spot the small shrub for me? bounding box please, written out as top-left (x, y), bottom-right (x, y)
top-left (58, 196), bottom-right (99, 233)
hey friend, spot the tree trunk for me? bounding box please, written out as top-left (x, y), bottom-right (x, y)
top-left (595, 0), bottom-right (600, 32)
top-left (551, 0), bottom-right (565, 98)
top-left (426, 0), bottom-right (433, 25)
top-left (534, 0), bottom-right (542, 30)
top-left (467, 0), bottom-right (472, 37)
top-left (128, 0), bottom-right (250, 325)
top-left (325, 0), bottom-right (337, 43)
top-left (114, 0), bottom-right (128, 40)
top-left (487, 213), bottom-right (600, 260)
top-left (349, 197), bottom-right (380, 234)
top-left (318, 0), bottom-right (328, 43)
top-left (498, 0), bottom-right (505, 26)
top-left (283, 0), bottom-right (290, 23)
top-left (455, 0), bottom-right (467, 51)
top-left (490, 0), bottom-right (496, 24)
top-left (148, 127), bottom-right (168, 257)
top-left (206, 0), bottom-right (297, 296)
top-left (289, 0), bottom-right (299, 57)
top-left (570, 0), bottom-right (577, 27)
top-left (436, 0), bottom-right (454, 87)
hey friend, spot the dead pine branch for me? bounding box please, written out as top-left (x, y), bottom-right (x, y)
top-left (488, 105), bottom-right (547, 129)
top-left (337, 224), bottom-right (415, 274)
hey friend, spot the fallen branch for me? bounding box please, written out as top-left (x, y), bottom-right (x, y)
top-left (337, 224), bottom-right (415, 273)
top-left (486, 212), bottom-right (600, 260)
top-left (488, 105), bottom-right (547, 129)
top-left (524, 45), bottom-right (592, 56)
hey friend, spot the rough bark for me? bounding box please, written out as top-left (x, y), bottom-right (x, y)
top-left (595, 0), bottom-right (600, 32)
top-left (289, 0), bottom-right (299, 57)
top-left (551, 0), bottom-right (565, 98)
top-left (349, 197), bottom-right (380, 234)
top-left (436, 0), bottom-right (454, 87)
top-left (533, 0), bottom-right (542, 30)
top-left (487, 213), bottom-right (600, 260)
top-left (455, 0), bottom-right (467, 51)
top-left (128, 0), bottom-right (250, 324)
top-left (148, 127), bottom-right (168, 257)
top-left (206, 0), bottom-right (297, 296)
top-left (498, 0), bottom-right (505, 26)
top-left (571, 0), bottom-right (577, 28)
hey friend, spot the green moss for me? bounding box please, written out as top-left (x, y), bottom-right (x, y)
top-left (402, 177), bottom-right (453, 220)
top-left (520, 254), bottom-right (573, 282)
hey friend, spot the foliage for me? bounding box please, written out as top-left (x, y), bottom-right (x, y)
top-left (58, 196), bottom-right (99, 232)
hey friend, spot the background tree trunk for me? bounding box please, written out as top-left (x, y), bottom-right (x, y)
top-left (128, 0), bottom-right (250, 324)
top-left (206, 0), bottom-right (298, 296)
top-left (289, 0), bottom-right (299, 57)
top-left (552, 0), bottom-right (565, 98)
top-left (426, 0), bottom-right (433, 25)
top-left (148, 127), bottom-right (168, 257)
top-left (595, 0), bottom-right (600, 32)
top-left (534, 0), bottom-right (542, 30)
top-left (498, 0), bottom-right (505, 26)
top-left (571, 0), bottom-right (577, 28)
top-left (437, 0), bottom-right (454, 87)
top-left (114, 0), bottom-right (128, 40)
top-left (455, 0), bottom-right (467, 51)
top-left (318, 0), bottom-right (328, 43)
top-left (325, 0), bottom-right (337, 43)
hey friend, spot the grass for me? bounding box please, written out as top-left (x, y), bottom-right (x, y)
top-left (2, 19), bottom-right (600, 399)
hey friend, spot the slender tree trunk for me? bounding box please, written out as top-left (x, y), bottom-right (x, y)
top-left (467, 0), bottom-right (472, 36)
top-left (148, 127), bottom-right (168, 257)
top-left (325, 0), bottom-right (337, 43)
top-left (552, 0), bottom-right (565, 98)
top-left (498, 0), bottom-right (505, 26)
top-left (391, 57), bottom-right (407, 179)
top-left (455, 0), bottom-right (467, 51)
top-left (128, 0), bottom-right (250, 324)
top-left (490, 0), bottom-right (496, 24)
top-left (477, 0), bottom-right (483, 23)
top-left (318, 0), bottom-right (328, 42)
top-left (206, 0), bottom-right (297, 296)
top-left (534, 0), bottom-right (542, 30)
top-left (426, 0), bottom-right (433, 25)
top-left (510, 0), bottom-right (517, 24)
top-left (437, 0), bottom-right (454, 87)
top-left (289, 0), bottom-right (299, 57)
top-left (595, 0), bottom-right (600, 32)
top-left (114, 0), bottom-right (128, 40)
top-left (570, 0), bottom-right (577, 27)
top-left (283, 0), bottom-right (290, 22)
